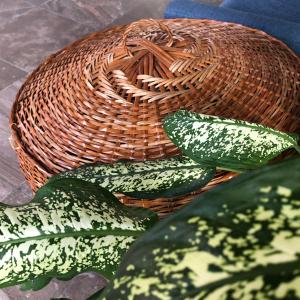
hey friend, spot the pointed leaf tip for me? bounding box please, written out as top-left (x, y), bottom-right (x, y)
top-left (163, 110), bottom-right (299, 172)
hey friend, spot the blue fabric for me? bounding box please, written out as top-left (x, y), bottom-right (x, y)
top-left (164, 0), bottom-right (300, 56)
top-left (221, 0), bottom-right (300, 23)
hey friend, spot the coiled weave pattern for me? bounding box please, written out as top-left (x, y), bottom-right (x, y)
top-left (10, 19), bottom-right (300, 216)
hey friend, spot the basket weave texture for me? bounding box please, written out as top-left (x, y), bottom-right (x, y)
top-left (10, 19), bottom-right (300, 217)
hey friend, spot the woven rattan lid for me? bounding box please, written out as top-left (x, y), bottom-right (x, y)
top-left (11, 18), bottom-right (300, 191)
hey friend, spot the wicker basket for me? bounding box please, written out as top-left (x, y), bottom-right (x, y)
top-left (10, 19), bottom-right (300, 217)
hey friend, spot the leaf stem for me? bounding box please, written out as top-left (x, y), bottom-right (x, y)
top-left (0, 228), bottom-right (145, 247)
top-left (216, 167), bottom-right (242, 173)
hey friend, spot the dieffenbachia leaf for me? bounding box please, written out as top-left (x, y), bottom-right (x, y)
top-left (164, 110), bottom-right (300, 172)
top-left (49, 156), bottom-right (215, 199)
top-left (0, 178), bottom-right (158, 289)
top-left (100, 157), bottom-right (300, 299)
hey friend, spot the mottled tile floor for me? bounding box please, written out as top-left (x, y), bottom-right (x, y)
top-left (0, 0), bottom-right (221, 299)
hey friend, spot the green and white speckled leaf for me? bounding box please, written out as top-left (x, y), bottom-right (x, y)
top-left (0, 178), bottom-right (158, 289)
top-left (100, 157), bottom-right (300, 300)
top-left (49, 156), bottom-right (215, 199)
top-left (164, 110), bottom-right (300, 172)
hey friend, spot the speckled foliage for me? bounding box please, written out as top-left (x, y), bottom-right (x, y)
top-left (0, 178), bottom-right (158, 289)
top-left (164, 110), bottom-right (299, 172)
top-left (100, 157), bottom-right (300, 300)
top-left (49, 156), bottom-right (215, 199)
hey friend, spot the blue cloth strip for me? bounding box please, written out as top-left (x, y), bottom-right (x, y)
top-left (164, 0), bottom-right (300, 56)
top-left (221, 0), bottom-right (300, 24)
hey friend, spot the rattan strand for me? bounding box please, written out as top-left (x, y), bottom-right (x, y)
top-left (10, 19), bottom-right (300, 217)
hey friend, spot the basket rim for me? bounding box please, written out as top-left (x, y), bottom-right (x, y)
top-left (10, 124), bottom-right (52, 178)
top-left (9, 18), bottom-right (300, 180)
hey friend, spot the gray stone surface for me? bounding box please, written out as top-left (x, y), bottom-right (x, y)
top-left (0, 77), bottom-right (25, 117)
top-left (0, 0), bottom-right (221, 299)
top-left (42, 0), bottom-right (138, 26)
top-left (1, 181), bottom-right (33, 205)
top-left (0, 60), bottom-right (26, 90)
top-left (26, 0), bottom-right (49, 5)
top-left (0, 77), bottom-right (28, 201)
top-left (3, 273), bottom-right (107, 300)
top-left (0, 0), bottom-right (33, 12)
top-left (0, 7), bottom-right (97, 72)
top-left (0, 111), bottom-right (26, 201)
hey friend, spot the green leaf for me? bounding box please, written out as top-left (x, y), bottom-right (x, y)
top-left (163, 110), bottom-right (299, 172)
top-left (0, 178), bottom-right (158, 289)
top-left (100, 157), bottom-right (300, 299)
top-left (49, 156), bottom-right (215, 199)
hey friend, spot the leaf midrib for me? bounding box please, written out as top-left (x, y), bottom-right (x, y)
top-left (0, 228), bottom-right (145, 247)
top-left (85, 164), bottom-right (206, 179)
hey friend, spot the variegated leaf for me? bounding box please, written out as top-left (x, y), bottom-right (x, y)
top-left (49, 156), bottom-right (215, 199)
top-left (164, 110), bottom-right (300, 172)
top-left (0, 178), bottom-right (158, 289)
top-left (100, 157), bottom-right (300, 300)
